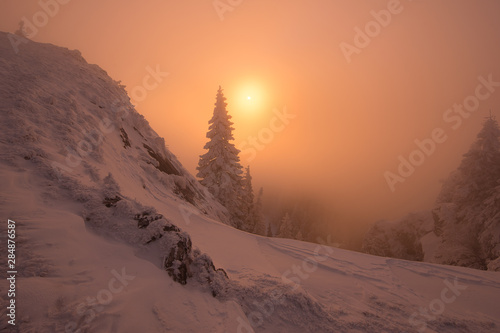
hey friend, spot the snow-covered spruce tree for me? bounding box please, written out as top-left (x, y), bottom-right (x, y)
top-left (278, 212), bottom-right (295, 239)
top-left (197, 86), bottom-right (245, 228)
top-left (457, 115), bottom-right (500, 202)
top-left (432, 114), bottom-right (500, 269)
top-left (253, 187), bottom-right (266, 235)
top-left (14, 20), bottom-right (29, 38)
top-left (363, 115), bottom-right (500, 270)
top-left (241, 166), bottom-right (256, 232)
top-left (438, 115), bottom-right (500, 204)
top-left (266, 221), bottom-right (273, 237)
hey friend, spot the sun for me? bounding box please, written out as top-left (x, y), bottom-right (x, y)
top-left (232, 82), bottom-right (267, 115)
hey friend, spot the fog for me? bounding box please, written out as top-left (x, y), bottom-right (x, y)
top-left (3, 0), bottom-right (500, 240)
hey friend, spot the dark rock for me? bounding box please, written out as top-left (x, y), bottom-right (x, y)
top-left (163, 234), bottom-right (192, 285)
top-left (103, 196), bottom-right (121, 207)
top-left (143, 143), bottom-right (181, 176)
top-left (120, 128), bottom-right (131, 148)
top-left (163, 224), bottom-right (180, 233)
top-left (173, 182), bottom-right (196, 205)
top-left (134, 211), bottom-right (163, 229)
top-left (133, 126), bottom-right (144, 138)
top-left (216, 268), bottom-right (228, 279)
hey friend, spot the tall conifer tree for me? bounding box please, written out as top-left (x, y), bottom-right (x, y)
top-left (197, 86), bottom-right (244, 227)
top-left (241, 166), bottom-right (256, 231)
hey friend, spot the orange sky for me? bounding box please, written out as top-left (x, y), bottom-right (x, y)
top-left (2, 0), bottom-right (500, 228)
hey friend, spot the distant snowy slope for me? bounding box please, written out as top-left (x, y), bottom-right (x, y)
top-left (1, 32), bottom-right (499, 333)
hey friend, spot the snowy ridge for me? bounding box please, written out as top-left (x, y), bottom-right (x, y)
top-left (0, 32), bottom-right (499, 332)
top-left (0, 32), bottom-right (228, 224)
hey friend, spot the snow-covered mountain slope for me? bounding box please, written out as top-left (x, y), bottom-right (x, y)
top-left (1, 32), bottom-right (500, 332)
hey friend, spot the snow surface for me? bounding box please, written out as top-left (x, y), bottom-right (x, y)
top-left (1, 32), bottom-right (500, 332)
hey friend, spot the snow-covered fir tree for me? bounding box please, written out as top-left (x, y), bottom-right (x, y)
top-left (364, 114), bottom-right (500, 270)
top-left (278, 212), bottom-right (295, 239)
top-left (266, 223), bottom-right (273, 237)
top-left (263, 195), bottom-right (335, 243)
top-left (437, 114), bottom-right (500, 205)
top-left (456, 114), bottom-right (500, 202)
top-left (197, 86), bottom-right (245, 228)
top-left (241, 166), bottom-right (256, 231)
top-left (14, 20), bottom-right (28, 38)
top-left (434, 114), bottom-right (500, 268)
top-left (253, 187), bottom-right (266, 235)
